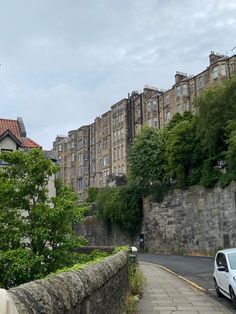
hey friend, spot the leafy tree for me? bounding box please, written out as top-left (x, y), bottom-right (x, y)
top-left (128, 125), bottom-right (168, 196)
top-left (166, 115), bottom-right (202, 186)
top-left (96, 185), bottom-right (143, 238)
top-left (166, 112), bottom-right (183, 130)
top-left (0, 149), bottom-right (87, 288)
top-left (226, 120), bottom-right (236, 178)
top-left (196, 76), bottom-right (236, 158)
top-left (87, 187), bottom-right (98, 203)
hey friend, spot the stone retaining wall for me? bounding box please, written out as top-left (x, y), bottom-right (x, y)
top-left (143, 182), bottom-right (236, 255)
top-left (9, 251), bottom-right (129, 314)
top-left (75, 216), bottom-right (139, 247)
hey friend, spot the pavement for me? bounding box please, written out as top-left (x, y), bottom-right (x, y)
top-left (137, 261), bottom-right (234, 314)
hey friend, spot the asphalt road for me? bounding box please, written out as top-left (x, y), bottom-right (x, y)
top-left (139, 253), bottom-right (235, 311)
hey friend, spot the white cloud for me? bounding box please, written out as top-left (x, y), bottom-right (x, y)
top-left (0, 0), bottom-right (236, 148)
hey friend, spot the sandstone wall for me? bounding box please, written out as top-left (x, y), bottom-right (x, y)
top-left (75, 216), bottom-right (139, 247)
top-left (9, 251), bottom-right (129, 314)
top-left (143, 182), bottom-right (236, 255)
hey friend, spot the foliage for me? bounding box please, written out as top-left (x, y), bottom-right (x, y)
top-left (126, 75), bottom-right (236, 195)
top-left (166, 115), bottom-right (202, 187)
top-left (226, 120), bottom-right (236, 178)
top-left (52, 250), bottom-right (109, 274)
top-left (96, 185), bottom-right (143, 238)
top-left (196, 76), bottom-right (236, 158)
top-left (128, 125), bottom-right (169, 196)
top-left (125, 264), bottom-right (146, 314)
top-left (0, 149), bottom-right (87, 288)
top-left (113, 246), bottom-right (129, 254)
top-left (87, 187), bottom-right (98, 203)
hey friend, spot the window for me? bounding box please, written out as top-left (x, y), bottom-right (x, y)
top-left (198, 76), bottom-right (204, 89)
top-left (0, 149), bottom-right (13, 165)
top-left (120, 127), bottom-right (124, 139)
top-left (177, 104), bottom-right (182, 113)
top-left (119, 113), bottom-right (124, 122)
top-left (58, 145), bottom-right (62, 152)
top-left (121, 145), bottom-right (124, 159)
top-left (167, 111), bottom-right (171, 122)
top-left (78, 139), bottom-right (83, 148)
top-left (165, 94), bottom-right (170, 104)
top-left (71, 142), bottom-right (74, 149)
top-left (117, 146), bottom-right (120, 160)
top-left (190, 82), bottom-right (194, 92)
top-left (103, 155), bottom-right (110, 167)
top-left (147, 101), bottom-right (151, 112)
top-left (176, 86), bottom-right (181, 97)
top-left (78, 179), bottom-right (83, 191)
top-left (182, 84), bottom-right (188, 96)
top-left (213, 66), bottom-right (218, 79)
top-left (153, 100), bottom-right (157, 110)
top-left (103, 138), bottom-right (108, 150)
top-left (221, 64), bottom-right (226, 76)
top-left (78, 166), bottom-right (83, 176)
top-left (153, 118), bottom-right (158, 128)
top-left (78, 153), bottom-right (83, 162)
top-left (113, 148), bottom-right (116, 161)
top-left (228, 252), bottom-right (236, 270)
top-left (71, 154), bottom-right (75, 162)
top-left (113, 131), bottom-right (117, 142)
top-left (216, 253), bottom-right (228, 269)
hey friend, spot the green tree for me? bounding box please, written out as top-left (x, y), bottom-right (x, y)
top-left (196, 76), bottom-right (236, 158)
top-left (0, 149), bottom-right (87, 288)
top-left (128, 125), bottom-right (168, 196)
top-left (226, 120), bottom-right (236, 178)
top-left (166, 115), bottom-right (202, 186)
top-left (96, 185), bottom-right (143, 238)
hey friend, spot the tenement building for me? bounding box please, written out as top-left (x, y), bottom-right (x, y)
top-left (53, 51), bottom-right (236, 201)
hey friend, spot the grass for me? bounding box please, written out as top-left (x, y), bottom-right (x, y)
top-left (125, 263), bottom-right (146, 314)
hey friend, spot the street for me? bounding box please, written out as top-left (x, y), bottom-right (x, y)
top-left (139, 253), bottom-right (235, 311)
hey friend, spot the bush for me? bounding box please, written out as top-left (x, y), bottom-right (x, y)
top-left (96, 185), bottom-right (143, 238)
top-left (125, 264), bottom-right (146, 313)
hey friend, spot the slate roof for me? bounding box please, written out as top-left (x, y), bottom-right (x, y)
top-left (0, 118), bottom-right (41, 149)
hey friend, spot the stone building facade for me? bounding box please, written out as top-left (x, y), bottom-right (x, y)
top-left (53, 52), bottom-right (236, 200)
top-left (111, 98), bottom-right (128, 178)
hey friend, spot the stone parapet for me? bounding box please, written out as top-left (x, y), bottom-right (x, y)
top-left (9, 251), bottom-right (129, 314)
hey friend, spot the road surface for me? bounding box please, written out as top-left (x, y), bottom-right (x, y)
top-left (139, 253), bottom-right (235, 311)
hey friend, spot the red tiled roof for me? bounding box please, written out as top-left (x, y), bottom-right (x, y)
top-left (21, 137), bottom-right (41, 148)
top-left (0, 118), bottom-right (41, 149)
top-left (0, 118), bottom-right (21, 139)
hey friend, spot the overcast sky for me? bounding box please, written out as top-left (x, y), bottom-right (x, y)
top-left (0, 0), bottom-right (236, 149)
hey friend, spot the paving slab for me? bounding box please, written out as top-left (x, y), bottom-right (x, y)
top-left (138, 261), bottom-right (234, 314)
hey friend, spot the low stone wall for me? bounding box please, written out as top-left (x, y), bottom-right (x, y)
top-left (9, 251), bottom-right (129, 314)
top-left (143, 182), bottom-right (236, 255)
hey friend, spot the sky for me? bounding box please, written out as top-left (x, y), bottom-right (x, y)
top-left (0, 0), bottom-right (236, 149)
